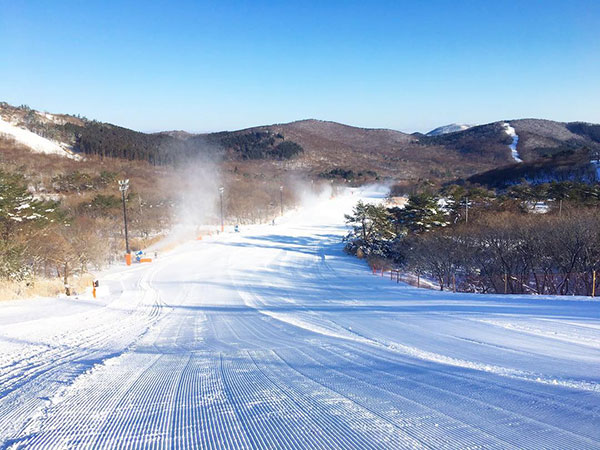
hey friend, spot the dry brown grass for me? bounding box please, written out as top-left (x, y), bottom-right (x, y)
top-left (0, 273), bottom-right (94, 301)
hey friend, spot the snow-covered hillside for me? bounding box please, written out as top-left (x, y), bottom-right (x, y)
top-left (0, 188), bottom-right (598, 448)
top-left (426, 123), bottom-right (473, 136)
top-left (0, 116), bottom-right (79, 159)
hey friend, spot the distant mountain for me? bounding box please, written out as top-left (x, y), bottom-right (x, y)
top-left (460, 120), bottom-right (600, 188)
top-left (212, 119), bottom-right (507, 180)
top-left (509, 119), bottom-right (600, 160)
top-left (426, 123), bottom-right (474, 136)
top-left (2, 101), bottom-right (599, 184)
top-left (419, 122), bottom-right (517, 165)
top-left (221, 119), bottom-right (417, 175)
top-left (156, 130), bottom-right (195, 140)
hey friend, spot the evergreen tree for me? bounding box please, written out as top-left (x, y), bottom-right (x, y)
top-left (344, 201), bottom-right (396, 258)
top-left (393, 193), bottom-right (449, 234)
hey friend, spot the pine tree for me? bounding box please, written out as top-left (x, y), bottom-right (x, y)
top-left (344, 201), bottom-right (396, 258)
top-left (393, 193), bottom-right (449, 234)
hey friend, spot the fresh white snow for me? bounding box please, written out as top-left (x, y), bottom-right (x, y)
top-left (426, 123), bottom-right (474, 136)
top-left (0, 187), bottom-right (599, 448)
top-left (0, 117), bottom-right (79, 159)
top-left (503, 122), bottom-right (522, 163)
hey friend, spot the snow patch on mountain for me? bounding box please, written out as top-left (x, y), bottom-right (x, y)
top-left (0, 117), bottom-right (79, 159)
top-left (591, 157), bottom-right (600, 181)
top-left (502, 122), bottom-right (522, 162)
top-left (35, 111), bottom-right (69, 126)
top-left (426, 123), bottom-right (473, 136)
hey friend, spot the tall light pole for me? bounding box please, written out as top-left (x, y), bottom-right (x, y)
top-left (279, 185), bottom-right (284, 216)
top-left (118, 179), bottom-right (130, 257)
top-left (219, 186), bottom-right (225, 232)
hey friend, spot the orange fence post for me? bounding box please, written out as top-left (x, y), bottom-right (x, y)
top-left (125, 253), bottom-right (132, 266)
top-left (593, 270), bottom-right (596, 298)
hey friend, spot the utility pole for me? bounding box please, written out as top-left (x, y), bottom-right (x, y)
top-left (118, 179), bottom-right (131, 261)
top-left (280, 185), bottom-right (284, 216)
top-left (219, 186), bottom-right (225, 232)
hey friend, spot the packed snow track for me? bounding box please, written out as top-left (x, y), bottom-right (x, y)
top-left (1, 188), bottom-right (599, 449)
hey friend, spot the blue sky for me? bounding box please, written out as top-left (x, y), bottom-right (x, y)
top-left (1, 1), bottom-right (599, 133)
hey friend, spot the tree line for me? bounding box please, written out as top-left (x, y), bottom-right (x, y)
top-left (57, 123), bottom-right (303, 165)
top-left (344, 181), bottom-right (600, 295)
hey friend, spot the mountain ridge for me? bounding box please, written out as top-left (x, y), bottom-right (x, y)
top-left (2, 101), bottom-right (599, 183)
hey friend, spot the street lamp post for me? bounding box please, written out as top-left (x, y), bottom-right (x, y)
top-left (279, 185), bottom-right (284, 216)
top-left (118, 179), bottom-right (131, 261)
top-left (219, 186), bottom-right (225, 232)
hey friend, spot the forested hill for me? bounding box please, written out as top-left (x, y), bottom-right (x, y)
top-left (2, 102), bottom-right (600, 182)
top-left (0, 103), bottom-right (305, 165)
top-left (71, 123), bottom-right (305, 164)
top-left (67, 121), bottom-right (306, 164)
top-left (465, 148), bottom-right (600, 189)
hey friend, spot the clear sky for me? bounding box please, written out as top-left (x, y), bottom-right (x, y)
top-left (1, 0), bottom-right (599, 133)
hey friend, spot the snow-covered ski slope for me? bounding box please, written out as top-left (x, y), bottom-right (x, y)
top-left (503, 122), bottom-right (522, 163)
top-left (0, 117), bottom-right (79, 159)
top-left (1, 187), bottom-right (600, 449)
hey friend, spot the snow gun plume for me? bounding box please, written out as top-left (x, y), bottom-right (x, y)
top-left (159, 146), bottom-right (224, 245)
top-left (284, 175), bottom-right (343, 210)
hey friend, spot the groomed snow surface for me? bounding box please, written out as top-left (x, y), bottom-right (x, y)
top-left (1, 188), bottom-right (600, 449)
